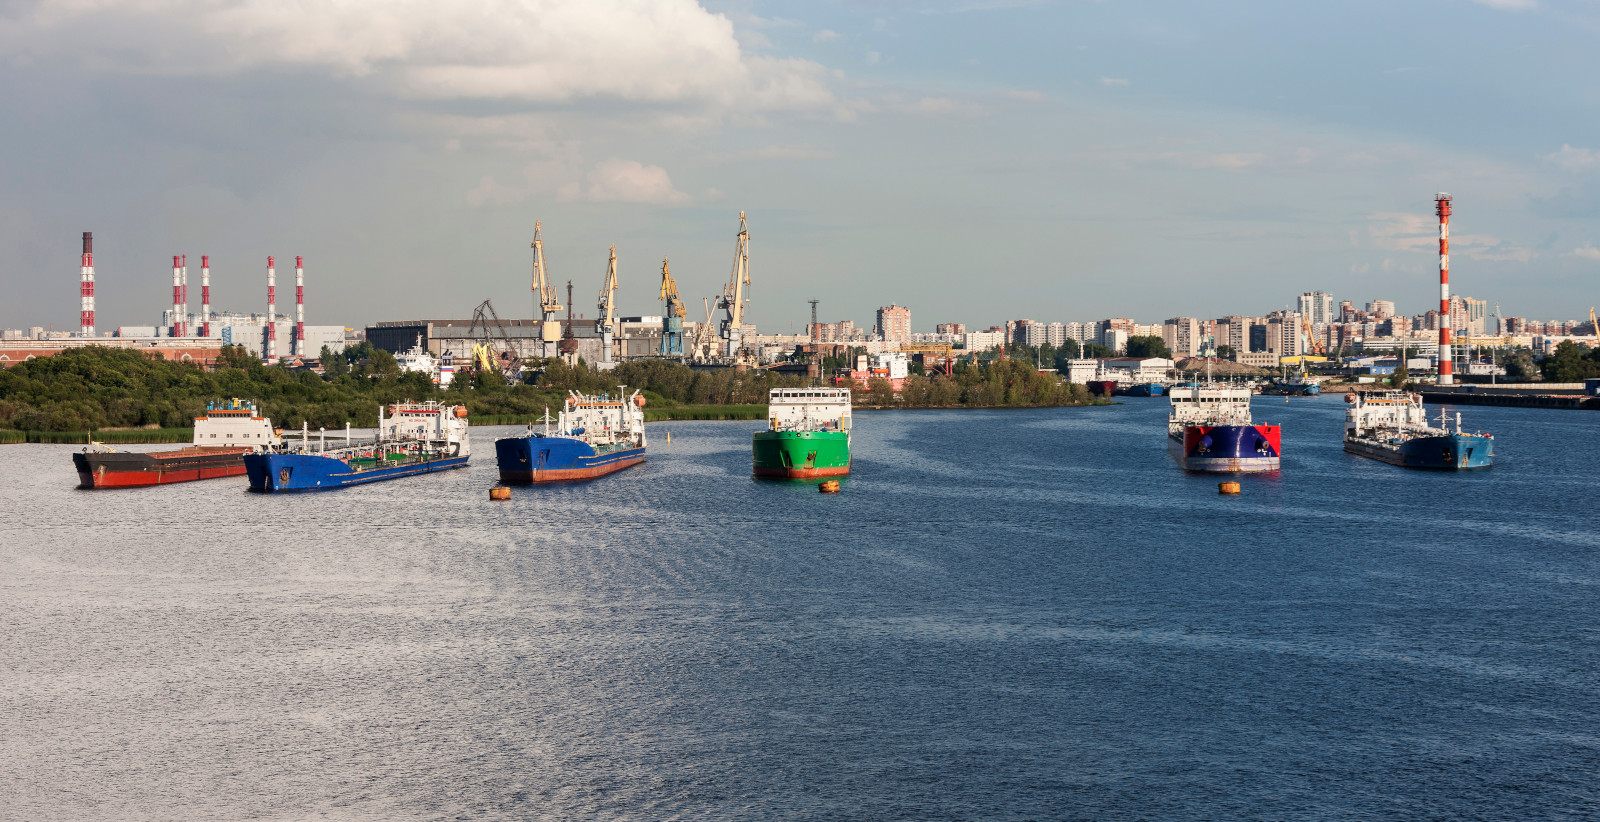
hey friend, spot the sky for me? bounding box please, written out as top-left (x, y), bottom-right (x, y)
top-left (1, 0), bottom-right (1598, 334)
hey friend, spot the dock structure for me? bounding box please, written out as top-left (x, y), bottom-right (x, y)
top-left (1418, 383), bottom-right (1600, 410)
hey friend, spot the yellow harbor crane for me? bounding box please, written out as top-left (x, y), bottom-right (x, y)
top-left (596, 245), bottom-right (619, 368)
top-left (530, 221), bottom-right (563, 358)
top-left (659, 258), bottom-right (686, 356)
top-left (717, 211), bottom-right (751, 359)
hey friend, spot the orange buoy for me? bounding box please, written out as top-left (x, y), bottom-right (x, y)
top-left (489, 486), bottom-right (511, 500)
top-left (1219, 481), bottom-right (1241, 495)
top-left (819, 480), bottom-right (841, 494)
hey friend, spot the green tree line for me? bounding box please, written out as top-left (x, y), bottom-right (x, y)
top-left (0, 343), bottom-right (1100, 432)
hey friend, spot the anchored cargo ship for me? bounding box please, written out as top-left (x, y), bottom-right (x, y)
top-left (1168, 383), bottom-right (1281, 472)
top-left (73, 398), bottom-right (280, 489)
top-left (1115, 382), bottom-right (1166, 397)
top-left (1343, 391), bottom-right (1494, 469)
top-left (244, 401), bottom-right (469, 491)
top-left (753, 387), bottom-right (852, 479)
top-left (495, 389), bottom-right (646, 483)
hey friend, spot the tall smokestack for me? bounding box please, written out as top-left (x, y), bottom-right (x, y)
top-left (180, 254), bottom-right (188, 334)
top-left (1436, 193), bottom-right (1453, 386)
top-left (294, 255), bottom-right (305, 356)
top-left (200, 255), bottom-right (211, 337)
top-left (80, 232), bottom-right (95, 337)
top-left (266, 255), bottom-right (277, 361)
top-left (171, 255), bottom-right (184, 337)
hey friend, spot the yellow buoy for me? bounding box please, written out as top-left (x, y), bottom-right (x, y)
top-left (489, 486), bottom-right (511, 500)
top-left (819, 480), bottom-right (841, 494)
top-left (1219, 481), bottom-right (1241, 495)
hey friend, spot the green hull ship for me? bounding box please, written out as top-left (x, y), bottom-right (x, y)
top-left (754, 387), bottom-right (852, 479)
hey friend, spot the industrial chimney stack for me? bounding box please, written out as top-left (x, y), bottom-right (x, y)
top-left (1435, 193), bottom-right (1453, 386)
top-left (181, 254), bottom-right (189, 334)
top-left (79, 232), bottom-right (95, 337)
top-left (294, 255), bottom-right (305, 356)
top-left (171, 255), bottom-right (184, 337)
top-left (266, 255), bottom-right (277, 361)
top-left (200, 256), bottom-right (211, 337)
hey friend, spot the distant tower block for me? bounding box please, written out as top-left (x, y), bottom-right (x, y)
top-left (294, 255), bottom-right (305, 356)
top-left (1436, 193), bottom-right (1453, 386)
top-left (171, 255), bottom-right (184, 337)
top-left (200, 256), bottom-right (211, 337)
top-left (266, 255), bottom-right (277, 361)
top-left (79, 232), bottom-right (95, 336)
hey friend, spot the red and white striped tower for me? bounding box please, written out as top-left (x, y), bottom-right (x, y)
top-left (181, 254), bottom-right (189, 332)
top-left (200, 255), bottom-right (211, 337)
top-left (266, 255), bottom-right (277, 360)
top-left (294, 255), bottom-right (305, 356)
top-left (1436, 193), bottom-right (1453, 386)
top-left (79, 232), bottom-right (95, 336)
top-left (171, 255), bottom-right (184, 337)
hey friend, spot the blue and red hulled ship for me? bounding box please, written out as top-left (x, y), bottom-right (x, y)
top-left (244, 401), bottom-right (470, 491)
top-left (1167, 383), bottom-right (1281, 472)
top-left (495, 389), bottom-right (647, 483)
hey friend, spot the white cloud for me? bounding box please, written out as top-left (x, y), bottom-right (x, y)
top-left (567, 159), bottom-right (688, 205)
top-left (0, 0), bottom-right (834, 111)
top-left (1542, 144), bottom-right (1598, 172)
top-left (1571, 244), bottom-right (1600, 261)
top-left (1099, 77), bottom-right (1131, 87)
top-left (813, 29), bottom-right (840, 42)
top-left (1469, 0), bottom-right (1537, 10)
top-left (1366, 212), bottom-right (1532, 262)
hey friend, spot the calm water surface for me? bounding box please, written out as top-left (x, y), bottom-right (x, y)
top-left (2, 397), bottom-right (1598, 820)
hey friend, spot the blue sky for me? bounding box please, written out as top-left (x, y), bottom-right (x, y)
top-left (0, 0), bottom-right (1595, 333)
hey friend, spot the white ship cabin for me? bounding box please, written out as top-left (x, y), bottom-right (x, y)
top-left (1097, 357), bottom-right (1174, 384)
top-left (1346, 391), bottom-right (1430, 437)
top-left (1167, 384), bottom-right (1254, 431)
top-left (769, 387), bottom-right (852, 432)
top-left (193, 398), bottom-right (280, 449)
top-left (559, 390), bottom-right (647, 448)
top-left (394, 335), bottom-right (442, 383)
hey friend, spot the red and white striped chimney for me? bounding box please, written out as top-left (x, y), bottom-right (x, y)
top-left (200, 255), bottom-right (211, 337)
top-left (1436, 193), bottom-right (1453, 386)
top-left (171, 255), bottom-right (184, 337)
top-left (294, 255), bottom-right (305, 356)
top-left (79, 232), bottom-right (95, 337)
top-left (180, 254), bottom-right (188, 333)
top-left (266, 255), bottom-right (277, 360)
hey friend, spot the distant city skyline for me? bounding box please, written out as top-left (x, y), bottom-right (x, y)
top-left (3, 1), bottom-right (1599, 331)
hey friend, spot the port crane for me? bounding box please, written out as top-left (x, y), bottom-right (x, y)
top-left (659, 257), bottom-right (685, 357)
top-left (530, 221), bottom-right (563, 358)
top-left (691, 297), bottom-right (717, 362)
top-left (717, 211), bottom-right (751, 359)
top-left (596, 245), bottom-right (619, 368)
top-left (467, 299), bottom-right (520, 379)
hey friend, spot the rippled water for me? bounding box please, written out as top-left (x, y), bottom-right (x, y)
top-left (3, 398), bottom-right (1598, 820)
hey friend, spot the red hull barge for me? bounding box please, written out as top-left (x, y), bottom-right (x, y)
top-left (73, 447), bottom-right (253, 489)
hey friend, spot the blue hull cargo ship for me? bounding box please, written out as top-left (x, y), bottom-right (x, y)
top-left (245, 401), bottom-right (470, 491)
top-left (496, 389), bottom-right (647, 483)
top-left (1167, 383), bottom-right (1281, 473)
top-left (1343, 391), bottom-right (1494, 470)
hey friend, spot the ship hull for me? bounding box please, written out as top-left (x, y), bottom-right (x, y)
top-left (73, 447), bottom-right (252, 489)
top-left (1115, 383), bottom-right (1166, 397)
top-left (752, 430), bottom-right (851, 479)
top-left (1169, 424), bottom-right (1281, 473)
top-left (1344, 433), bottom-right (1494, 470)
top-left (244, 451), bottom-right (468, 491)
top-left (495, 436), bottom-right (645, 483)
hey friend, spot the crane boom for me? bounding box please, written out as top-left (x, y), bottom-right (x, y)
top-left (660, 257), bottom-right (685, 356)
top-left (717, 211), bottom-right (750, 358)
top-left (531, 221), bottom-right (563, 356)
top-left (468, 299), bottom-right (520, 379)
top-left (596, 245), bottom-right (619, 367)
